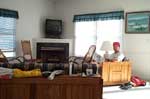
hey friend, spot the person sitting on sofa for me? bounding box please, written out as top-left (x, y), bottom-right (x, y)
top-left (109, 42), bottom-right (127, 62)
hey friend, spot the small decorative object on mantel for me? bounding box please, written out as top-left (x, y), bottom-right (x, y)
top-left (125, 11), bottom-right (150, 33)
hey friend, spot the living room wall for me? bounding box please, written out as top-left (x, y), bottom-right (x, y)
top-left (0, 0), bottom-right (55, 55)
top-left (55, 0), bottom-right (150, 80)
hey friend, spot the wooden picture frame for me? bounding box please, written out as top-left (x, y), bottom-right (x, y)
top-left (125, 11), bottom-right (150, 33)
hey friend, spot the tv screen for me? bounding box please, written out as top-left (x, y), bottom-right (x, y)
top-left (45, 19), bottom-right (62, 37)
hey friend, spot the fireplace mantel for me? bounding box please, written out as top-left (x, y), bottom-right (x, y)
top-left (32, 38), bottom-right (73, 59)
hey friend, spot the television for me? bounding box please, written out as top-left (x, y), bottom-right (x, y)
top-left (45, 19), bottom-right (62, 38)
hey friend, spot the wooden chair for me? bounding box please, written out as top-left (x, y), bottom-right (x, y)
top-left (21, 40), bottom-right (33, 61)
top-left (21, 40), bottom-right (41, 63)
top-left (0, 49), bottom-right (8, 63)
top-left (0, 49), bottom-right (24, 64)
top-left (69, 45), bottom-right (96, 73)
top-left (82, 45), bottom-right (96, 64)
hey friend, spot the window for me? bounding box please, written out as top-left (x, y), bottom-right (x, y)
top-left (0, 17), bottom-right (16, 57)
top-left (0, 9), bottom-right (19, 57)
top-left (75, 21), bottom-right (97, 56)
top-left (75, 20), bottom-right (123, 56)
top-left (74, 11), bottom-right (124, 56)
top-left (96, 19), bottom-right (123, 54)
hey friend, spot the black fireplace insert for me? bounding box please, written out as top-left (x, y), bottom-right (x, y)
top-left (37, 43), bottom-right (69, 63)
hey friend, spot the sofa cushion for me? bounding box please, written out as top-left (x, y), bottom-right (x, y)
top-left (0, 62), bottom-right (98, 75)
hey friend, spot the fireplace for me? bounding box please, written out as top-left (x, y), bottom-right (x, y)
top-left (32, 38), bottom-right (73, 63)
top-left (37, 43), bottom-right (69, 63)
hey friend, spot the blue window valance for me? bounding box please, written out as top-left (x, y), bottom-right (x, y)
top-left (73, 11), bottom-right (124, 22)
top-left (0, 8), bottom-right (19, 19)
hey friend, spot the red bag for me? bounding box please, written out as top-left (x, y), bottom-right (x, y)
top-left (131, 76), bottom-right (146, 86)
top-left (0, 74), bottom-right (12, 80)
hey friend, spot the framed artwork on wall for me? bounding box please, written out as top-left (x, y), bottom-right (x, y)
top-left (125, 11), bottom-right (150, 33)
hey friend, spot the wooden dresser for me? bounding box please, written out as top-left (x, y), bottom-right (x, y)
top-left (102, 62), bottom-right (131, 86)
top-left (0, 75), bottom-right (103, 99)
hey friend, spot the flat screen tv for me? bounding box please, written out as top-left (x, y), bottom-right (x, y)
top-left (45, 19), bottom-right (62, 38)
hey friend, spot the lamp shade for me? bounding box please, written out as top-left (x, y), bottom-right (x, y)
top-left (100, 41), bottom-right (113, 51)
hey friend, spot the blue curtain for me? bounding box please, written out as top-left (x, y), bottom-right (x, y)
top-left (73, 11), bottom-right (124, 22)
top-left (0, 8), bottom-right (19, 19)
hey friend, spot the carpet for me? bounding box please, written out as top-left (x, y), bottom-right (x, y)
top-left (103, 83), bottom-right (150, 99)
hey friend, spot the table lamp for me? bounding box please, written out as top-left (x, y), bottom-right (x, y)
top-left (100, 41), bottom-right (113, 60)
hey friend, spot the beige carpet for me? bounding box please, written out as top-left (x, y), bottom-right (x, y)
top-left (103, 83), bottom-right (150, 99)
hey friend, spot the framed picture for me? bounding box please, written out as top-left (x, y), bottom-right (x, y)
top-left (125, 11), bottom-right (150, 33)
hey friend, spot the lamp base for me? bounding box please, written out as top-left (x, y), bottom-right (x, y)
top-left (104, 52), bottom-right (110, 61)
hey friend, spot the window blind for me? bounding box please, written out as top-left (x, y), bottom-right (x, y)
top-left (73, 11), bottom-right (124, 22)
top-left (0, 8), bottom-right (19, 19)
top-left (0, 17), bottom-right (16, 57)
top-left (0, 8), bottom-right (18, 57)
